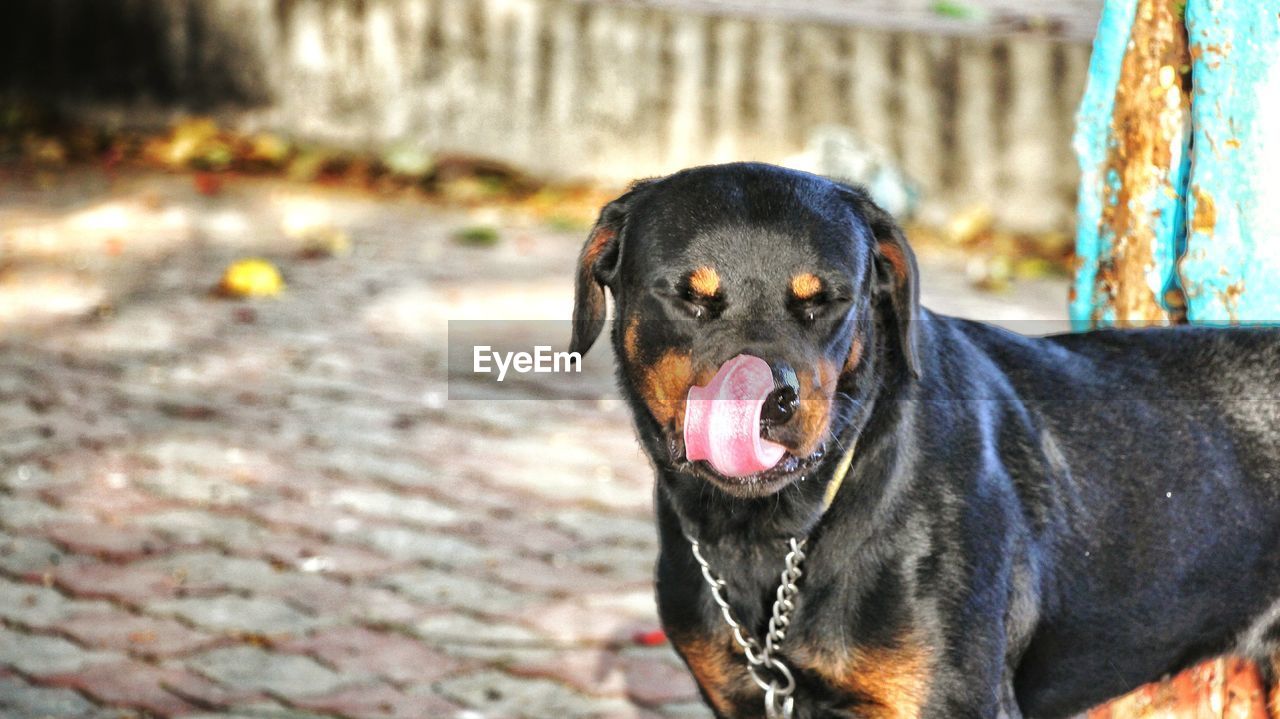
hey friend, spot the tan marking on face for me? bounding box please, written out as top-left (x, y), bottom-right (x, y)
top-left (582, 226), bottom-right (615, 267)
top-left (844, 336), bottom-right (865, 374)
top-left (673, 634), bottom-right (750, 716)
top-left (574, 226), bottom-right (617, 330)
top-left (790, 272), bottom-right (823, 300)
top-left (791, 360), bottom-right (837, 456)
top-left (624, 316), bottom-right (640, 362)
top-left (638, 350), bottom-right (697, 431)
top-left (878, 242), bottom-right (908, 284)
top-left (797, 635), bottom-right (933, 719)
top-left (688, 266), bottom-right (720, 297)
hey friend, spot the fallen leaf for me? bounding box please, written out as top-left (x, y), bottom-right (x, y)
top-left (453, 225), bottom-right (501, 247)
top-left (194, 172), bottom-right (223, 196)
top-left (218, 258), bottom-right (285, 298)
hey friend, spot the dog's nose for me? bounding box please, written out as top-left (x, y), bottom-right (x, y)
top-left (759, 362), bottom-right (800, 426)
top-left (761, 385), bottom-right (799, 426)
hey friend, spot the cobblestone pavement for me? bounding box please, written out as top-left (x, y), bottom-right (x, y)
top-left (0, 169), bottom-right (1068, 718)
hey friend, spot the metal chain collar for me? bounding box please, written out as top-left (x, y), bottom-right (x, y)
top-left (687, 534), bottom-right (808, 719)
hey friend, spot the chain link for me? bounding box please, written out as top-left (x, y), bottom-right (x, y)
top-left (687, 534), bottom-right (807, 719)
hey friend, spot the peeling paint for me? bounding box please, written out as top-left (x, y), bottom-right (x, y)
top-left (1074, 0), bottom-right (1280, 327)
top-left (1190, 185), bottom-right (1215, 235)
top-left (1078, 0), bottom-right (1191, 327)
top-left (1179, 1), bottom-right (1280, 323)
top-left (1071, 0), bottom-right (1138, 329)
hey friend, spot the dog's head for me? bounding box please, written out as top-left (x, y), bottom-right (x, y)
top-left (571, 163), bottom-right (920, 498)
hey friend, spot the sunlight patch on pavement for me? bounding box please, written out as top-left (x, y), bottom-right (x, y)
top-left (5, 197), bottom-right (191, 260)
top-left (198, 208), bottom-right (253, 245)
top-left (68, 306), bottom-right (179, 352)
top-left (0, 270), bottom-right (105, 326)
top-left (363, 281), bottom-right (574, 340)
top-left (276, 195), bottom-right (334, 239)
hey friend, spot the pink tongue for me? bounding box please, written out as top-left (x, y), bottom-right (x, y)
top-left (684, 355), bottom-right (788, 477)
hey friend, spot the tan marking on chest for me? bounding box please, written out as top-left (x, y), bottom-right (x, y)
top-left (674, 634), bottom-right (751, 716)
top-left (797, 636), bottom-right (933, 719)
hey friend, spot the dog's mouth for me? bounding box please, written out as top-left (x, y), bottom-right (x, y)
top-left (669, 435), bottom-right (828, 498)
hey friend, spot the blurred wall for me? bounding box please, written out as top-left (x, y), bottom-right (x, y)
top-left (1, 0), bottom-right (1095, 231)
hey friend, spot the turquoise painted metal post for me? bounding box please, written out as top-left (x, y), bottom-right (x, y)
top-left (1181, 2), bottom-right (1280, 324)
top-left (1073, 0), bottom-right (1280, 328)
top-left (1071, 0), bottom-right (1139, 329)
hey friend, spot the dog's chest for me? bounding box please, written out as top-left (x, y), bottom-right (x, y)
top-left (663, 572), bottom-right (934, 719)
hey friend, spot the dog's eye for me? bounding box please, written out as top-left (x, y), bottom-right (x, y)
top-left (680, 292), bottom-right (716, 320)
top-left (794, 293), bottom-right (850, 324)
top-left (655, 286), bottom-right (721, 321)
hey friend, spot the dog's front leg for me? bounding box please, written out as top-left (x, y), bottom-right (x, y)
top-left (916, 670), bottom-right (1016, 719)
top-left (916, 579), bottom-right (1024, 719)
top-left (997, 677), bottom-right (1026, 719)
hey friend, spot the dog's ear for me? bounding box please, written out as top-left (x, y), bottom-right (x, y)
top-left (840, 186), bottom-right (922, 379)
top-left (570, 183), bottom-right (650, 356)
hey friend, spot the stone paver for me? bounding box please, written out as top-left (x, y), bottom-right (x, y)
top-left (381, 567), bottom-right (531, 614)
top-left (0, 169), bottom-right (1067, 718)
top-left (278, 625), bottom-right (466, 685)
top-left (0, 627), bottom-right (121, 676)
top-left (0, 674), bottom-right (111, 719)
top-left (41, 659), bottom-right (233, 716)
top-left (414, 613), bottom-right (549, 663)
top-left (187, 645), bottom-right (351, 697)
top-left (0, 531), bottom-right (76, 577)
top-left (437, 670), bottom-right (642, 719)
top-left (0, 578), bottom-right (113, 628)
top-left (358, 525), bottom-right (497, 567)
top-left (57, 608), bottom-right (223, 658)
top-left (150, 594), bottom-right (326, 636)
top-left (292, 682), bottom-right (466, 719)
top-left (0, 494), bottom-right (72, 529)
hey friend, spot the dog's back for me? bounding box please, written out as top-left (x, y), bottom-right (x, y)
top-left (938, 318), bottom-right (1280, 716)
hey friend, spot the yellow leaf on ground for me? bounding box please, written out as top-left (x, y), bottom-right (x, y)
top-left (219, 258), bottom-right (284, 297)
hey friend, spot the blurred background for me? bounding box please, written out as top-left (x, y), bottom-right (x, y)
top-left (2, 0), bottom-right (1104, 229)
top-left (0, 2), bottom-right (1173, 719)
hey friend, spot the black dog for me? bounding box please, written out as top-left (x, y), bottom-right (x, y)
top-left (569, 162), bottom-right (1280, 718)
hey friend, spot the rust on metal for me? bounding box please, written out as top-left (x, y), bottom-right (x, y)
top-left (1092, 0), bottom-right (1192, 326)
top-left (1087, 657), bottom-right (1269, 718)
top-left (1215, 279), bottom-right (1246, 323)
top-left (1188, 42), bottom-right (1232, 70)
top-left (1190, 184), bottom-right (1216, 236)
